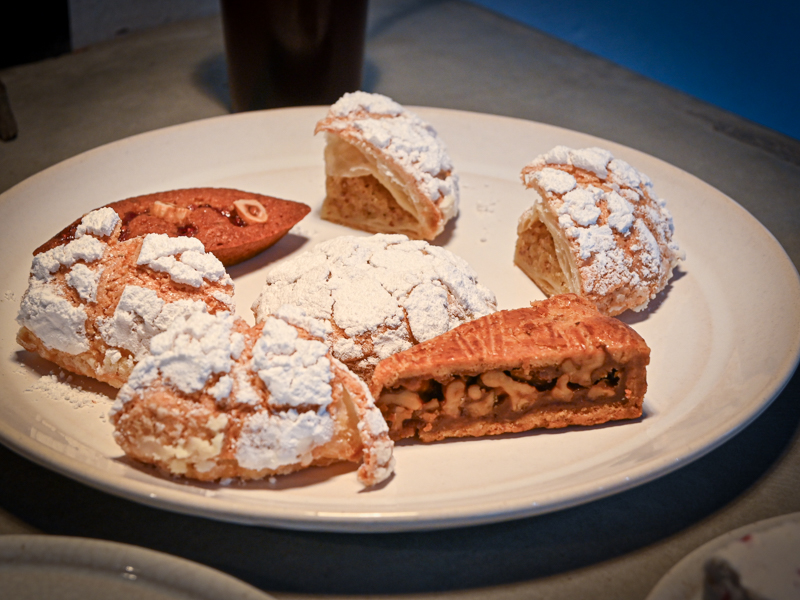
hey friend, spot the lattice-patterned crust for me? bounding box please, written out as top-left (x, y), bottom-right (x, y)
top-left (370, 294), bottom-right (650, 442)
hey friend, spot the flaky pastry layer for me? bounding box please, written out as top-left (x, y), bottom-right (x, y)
top-left (315, 92), bottom-right (458, 240)
top-left (515, 146), bottom-right (683, 316)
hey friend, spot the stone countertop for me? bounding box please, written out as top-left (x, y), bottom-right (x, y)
top-left (1, 2), bottom-right (798, 599)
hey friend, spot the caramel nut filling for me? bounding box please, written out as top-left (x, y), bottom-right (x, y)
top-left (379, 352), bottom-right (625, 440)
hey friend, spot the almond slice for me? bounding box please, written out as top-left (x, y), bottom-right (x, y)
top-left (151, 201), bottom-right (190, 223)
top-left (233, 199), bottom-right (268, 225)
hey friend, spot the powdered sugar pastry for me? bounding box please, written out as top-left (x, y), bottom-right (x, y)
top-left (112, 309), bottom-right (394, 487)
top-left (252, 234), bottom-right (497, 383)
top-left (516, 146), bottom-right (683, 316)
top-left (16, 208), bottom-right (234, 388)
top-left (315, 91), bottom-right (459, 240)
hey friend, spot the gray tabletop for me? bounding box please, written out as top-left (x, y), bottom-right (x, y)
top-left (1, 2), bottom-right (798, 599)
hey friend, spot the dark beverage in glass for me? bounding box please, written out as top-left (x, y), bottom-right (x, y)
top-left (220, 0), bottom-right (369, 112)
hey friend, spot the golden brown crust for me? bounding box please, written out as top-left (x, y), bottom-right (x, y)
top-left (516, 148), bottom-right (683, 316)
top-left (314, 93), bottom-right (459, 241)
top-left (17, 325), bottom-right (123, 384)
top-left (17, 221), bottom-right (234, 388)
top-left (111, 316), bottom-right (395, 486)
top-left (34, 188), bottom-right (310, 266)
top-left (370, 294), bottom-right (649, 442)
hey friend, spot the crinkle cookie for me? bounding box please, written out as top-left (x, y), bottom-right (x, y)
top-left (17, 207), bottom-right (234, 387)
top-left (111, 306), bottom-right (394, 487)
top-left (252, 234), bottom-right (497, 384)
top-left (515, 146), bottom-right (684, 316)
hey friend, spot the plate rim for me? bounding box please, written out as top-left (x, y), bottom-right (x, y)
top-left (645, 512), bottom-right (800, 600)
top-left (1, 106), bottom-right (799, 533)
top-left (0, 533), bottom-right (275, 599)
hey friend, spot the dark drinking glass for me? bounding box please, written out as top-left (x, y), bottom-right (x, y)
top-left (220, 0), bottom-right (369, 112)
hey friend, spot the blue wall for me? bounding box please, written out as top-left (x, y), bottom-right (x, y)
top-left (470, 0), bottom-right (799, 141)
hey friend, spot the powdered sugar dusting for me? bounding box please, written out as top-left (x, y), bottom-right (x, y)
top-left (570, 147), bottom-right (613, 178)
top-left (74, 207), bottom-right (120, 239)
top-left (252, 316), bottom-right (333, 409)
top-left (559, 186), bottom-right (603, 227)
top-left (209, 290), bottom-right (235, 311)
top-left (608, 158), bottom-right (642, 188)
top-left (527, 167), bottom-right (577, 194)
top-left (329, 91), bottom-right (403, 117)
top-left (137, 234), bottom-right (205, 263)
top-left (273, 304), bottom-right (332, 340)
top-left (18, 225), bottom-right (232, 371)
top-left (26, 371), bottom-right (111, 410)
top-left (402, 281), bottom-right (451, 342)
top-left (318, 91), bottom-right (459, 225)
top-left (520, 145), bottom-right (683, 314)
top-left (110, 307), bottom-right (391, 485)
top-left (66, 264), bottom-right (102, 303)
top-left (137, 234), bottom-right (230, 288)
top-left (115, 310), bottom-right (241, 404)
top-left (97, 285), bottom-right (165, 358)
top-left (606, 191), bottom-right (635, 234)
top-left (235, 409), bottom-right (334, 471)
top-left (252, 234), bottom-right (496, 379)
top-left (31, 236), bottom-right (106, 281)
top-left (18, 280), bottom-right (89, 354)
top-left (19, 212), bottom-right (113, 353)
top-left (149, 311), bottom-right (239, 395)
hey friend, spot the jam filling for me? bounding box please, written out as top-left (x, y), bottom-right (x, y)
top-left (117, 203), bottom-right (247, 241)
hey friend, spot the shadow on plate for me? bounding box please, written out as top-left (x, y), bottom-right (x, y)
top-left (619, 265), bottom-right (687, 325)
top-left (225, 232), bottom-right (310, 279)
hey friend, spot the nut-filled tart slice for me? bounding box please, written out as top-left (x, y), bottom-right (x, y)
top-left (370, 294), bottom-right (649, 442)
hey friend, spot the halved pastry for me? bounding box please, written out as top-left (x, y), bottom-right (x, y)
top-left (314, 91), bottom-right (458, 240)
top-left (112, 306), bottom-right (395, 487)
top-left (34, 187), bottom-right (311, 266)
top-left (370, 294), bottom-right (649, 442)
top-left (515, 146), bottom-right (684, 316)
top-left (17, 207), bottom-right (235, 387)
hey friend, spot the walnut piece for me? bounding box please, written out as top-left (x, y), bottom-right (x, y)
top-left (150, 201), bottom-right (191, 223)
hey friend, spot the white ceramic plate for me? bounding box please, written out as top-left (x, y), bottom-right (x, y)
top-left (646, 512), bottom-right (800, 600)
top-left (1, 107), bottom-right (798, 532)
top-left (0, 535), bottom-right (275, 599)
